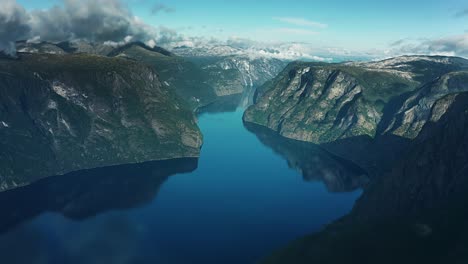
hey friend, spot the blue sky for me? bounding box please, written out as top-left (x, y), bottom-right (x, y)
top-left (11, 0), bottom-right (468, 57)
top-left (138, 0), bottom-right (467, 44)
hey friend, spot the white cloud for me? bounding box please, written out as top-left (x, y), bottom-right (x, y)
top-left (0, 0), bottom-right (31, 55)
top-left (388, 33), bottom-right (468, 58)
top-left (273, 17), bottom-right (328, 28)
top-left (0, 0), bottom-right (162, 55)
top-left (151, 3), bottom-right (175, 15)
top-left (167, 36), bottom-right (334, 61)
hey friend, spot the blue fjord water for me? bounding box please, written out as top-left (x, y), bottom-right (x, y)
top-left (0, 109), bottom-right (362, 264)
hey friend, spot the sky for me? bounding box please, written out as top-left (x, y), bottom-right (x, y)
top-left (5, 0), bottom-right (468, 59)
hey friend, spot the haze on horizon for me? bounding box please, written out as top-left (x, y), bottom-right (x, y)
top-left (3, 0), bottom-right (468, 60)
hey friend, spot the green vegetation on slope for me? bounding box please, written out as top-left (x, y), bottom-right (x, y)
top-left (109, 43), bottom-right (218, 109)
top-left (0, 53), bottom-right (202, 191)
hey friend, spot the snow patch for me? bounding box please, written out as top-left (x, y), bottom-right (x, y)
top-left (51, 81), bottom-right (87, 109)
top-left (52, 82), bottom-right (70, 98)
top-left (60, 117), bottom-right (74, 135)
top-left (47, 100), bottom-right (57, 109)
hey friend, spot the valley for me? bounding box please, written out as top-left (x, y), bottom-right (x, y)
top-left (1, 40), bottom-right (468, 263)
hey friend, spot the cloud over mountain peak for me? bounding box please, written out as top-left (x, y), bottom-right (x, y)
top-left (0, 0), bottom-right (158, 55)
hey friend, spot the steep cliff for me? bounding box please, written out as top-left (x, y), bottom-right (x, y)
top-left (381, 71), bottom-right (468, 138)
top-left (244, 56), bottom-right (468, 144)
top-left (0, 53), bottom-right (202, 191)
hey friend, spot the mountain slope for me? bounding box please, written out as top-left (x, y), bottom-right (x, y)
top-left (262, 92), bottom-right (468, 264)
top-left (381, 71), bottom-right (468, 138)
top-left (0, 53), bottom-right (202, 191)
top-left (98, 42), bottom-right (219, 109)
top-left (354, 91), bottom-right (468, 219)
top-left (244, 56), bottom-right (468, 144)
top-left (15, 41), bottom-right (287, 110)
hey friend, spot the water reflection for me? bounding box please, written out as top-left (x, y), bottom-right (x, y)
top-left (244, 122), bottom-right (369, 192)
top-left (0, 110), bottom-right (363, 264)
top-left (0, 158), bottom-right (198, 233)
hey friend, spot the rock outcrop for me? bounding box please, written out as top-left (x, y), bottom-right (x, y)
top-left (381, 71), bottom-right (468, 139)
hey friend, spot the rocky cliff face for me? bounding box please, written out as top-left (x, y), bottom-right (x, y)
top-left (244, 56), bottom-right (468, 144)
top-left (0, 53), bottom-right (202, 191)
top-left (381, 71), bottom-right (468, 139)
top-left (315, 70), bottom-right (468, 177)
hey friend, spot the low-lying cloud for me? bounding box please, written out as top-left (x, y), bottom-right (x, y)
top-left (2, 0), bottom-right (468, 61)
top-left (165, 36), bottom-right (335, 61)
top-left (0, 0), bottom-right (31, 55)
top-left (389, 33), bottom-right (468, 58)
top-left (0, 0), bottom-right (159, 55)
top-left (30, 0), bottom-right (156, 42)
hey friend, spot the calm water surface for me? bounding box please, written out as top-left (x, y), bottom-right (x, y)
top-left (0, 108), bottom-right (362, 264)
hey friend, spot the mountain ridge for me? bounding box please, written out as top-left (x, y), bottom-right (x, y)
top-left (244, 55), bottom-right (468, 144)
